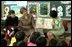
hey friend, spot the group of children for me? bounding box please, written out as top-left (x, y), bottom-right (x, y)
top-left (1, 7), bottom-right (71, 46)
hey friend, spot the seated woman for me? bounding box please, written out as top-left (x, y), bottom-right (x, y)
top-left (49, 10), bottom-right (65, 37)
top-left (18, 7), bottom-right (35, 37)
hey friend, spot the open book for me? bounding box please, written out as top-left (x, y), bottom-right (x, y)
top-left (35, 18), bottom-right (53, 29)
top-left (43, 18), bottom-right (53, 29)
top-left (35, 18), bottom-right (43, 28)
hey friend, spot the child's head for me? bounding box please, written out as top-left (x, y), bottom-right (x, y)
top-left (63, 34), bottom-right (71, 46)
top-left (16, 41), bottom-right (26, 46)
top-left (36, 36), bottom-right (47, 46)
top-left (15, 31), bottom-right (25, 41)
top-left (30, 32), bottom-right (40, 44)
top-left (64, 36), bottom-right (71, 44)
top-left (8, 10), bottom-right (15, 17)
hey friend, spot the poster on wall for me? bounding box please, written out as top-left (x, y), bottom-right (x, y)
top-left (66, 5), bottom-right (71, 16)
top-left (4, 5), bottom-right (10, 16)
top-left (2, 5), bottom-right (10, 20)
top-left (39, 2), bottom-right (50, 17)
top-left (28, 2), bottom-right (39, 18)
top-left (40, 3), bottom-right (48, 15)
top-left (29, 5), bottom-right (37, 15)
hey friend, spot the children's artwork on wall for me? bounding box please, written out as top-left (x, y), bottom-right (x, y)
top-left (66, 5), bottom-right (71, 16)
top-left (39, 2), bottom-right (50, 17)
top-left (2, 5), bottom-right (10, 20)
top-left (29, 5), bottom-right (37, 15)
top-left (4, 5), bottom-right (10, 16)
top-left (28, 2), bottom-right (39, 17)
top-left (40, 3), bottom-right (47, 15)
